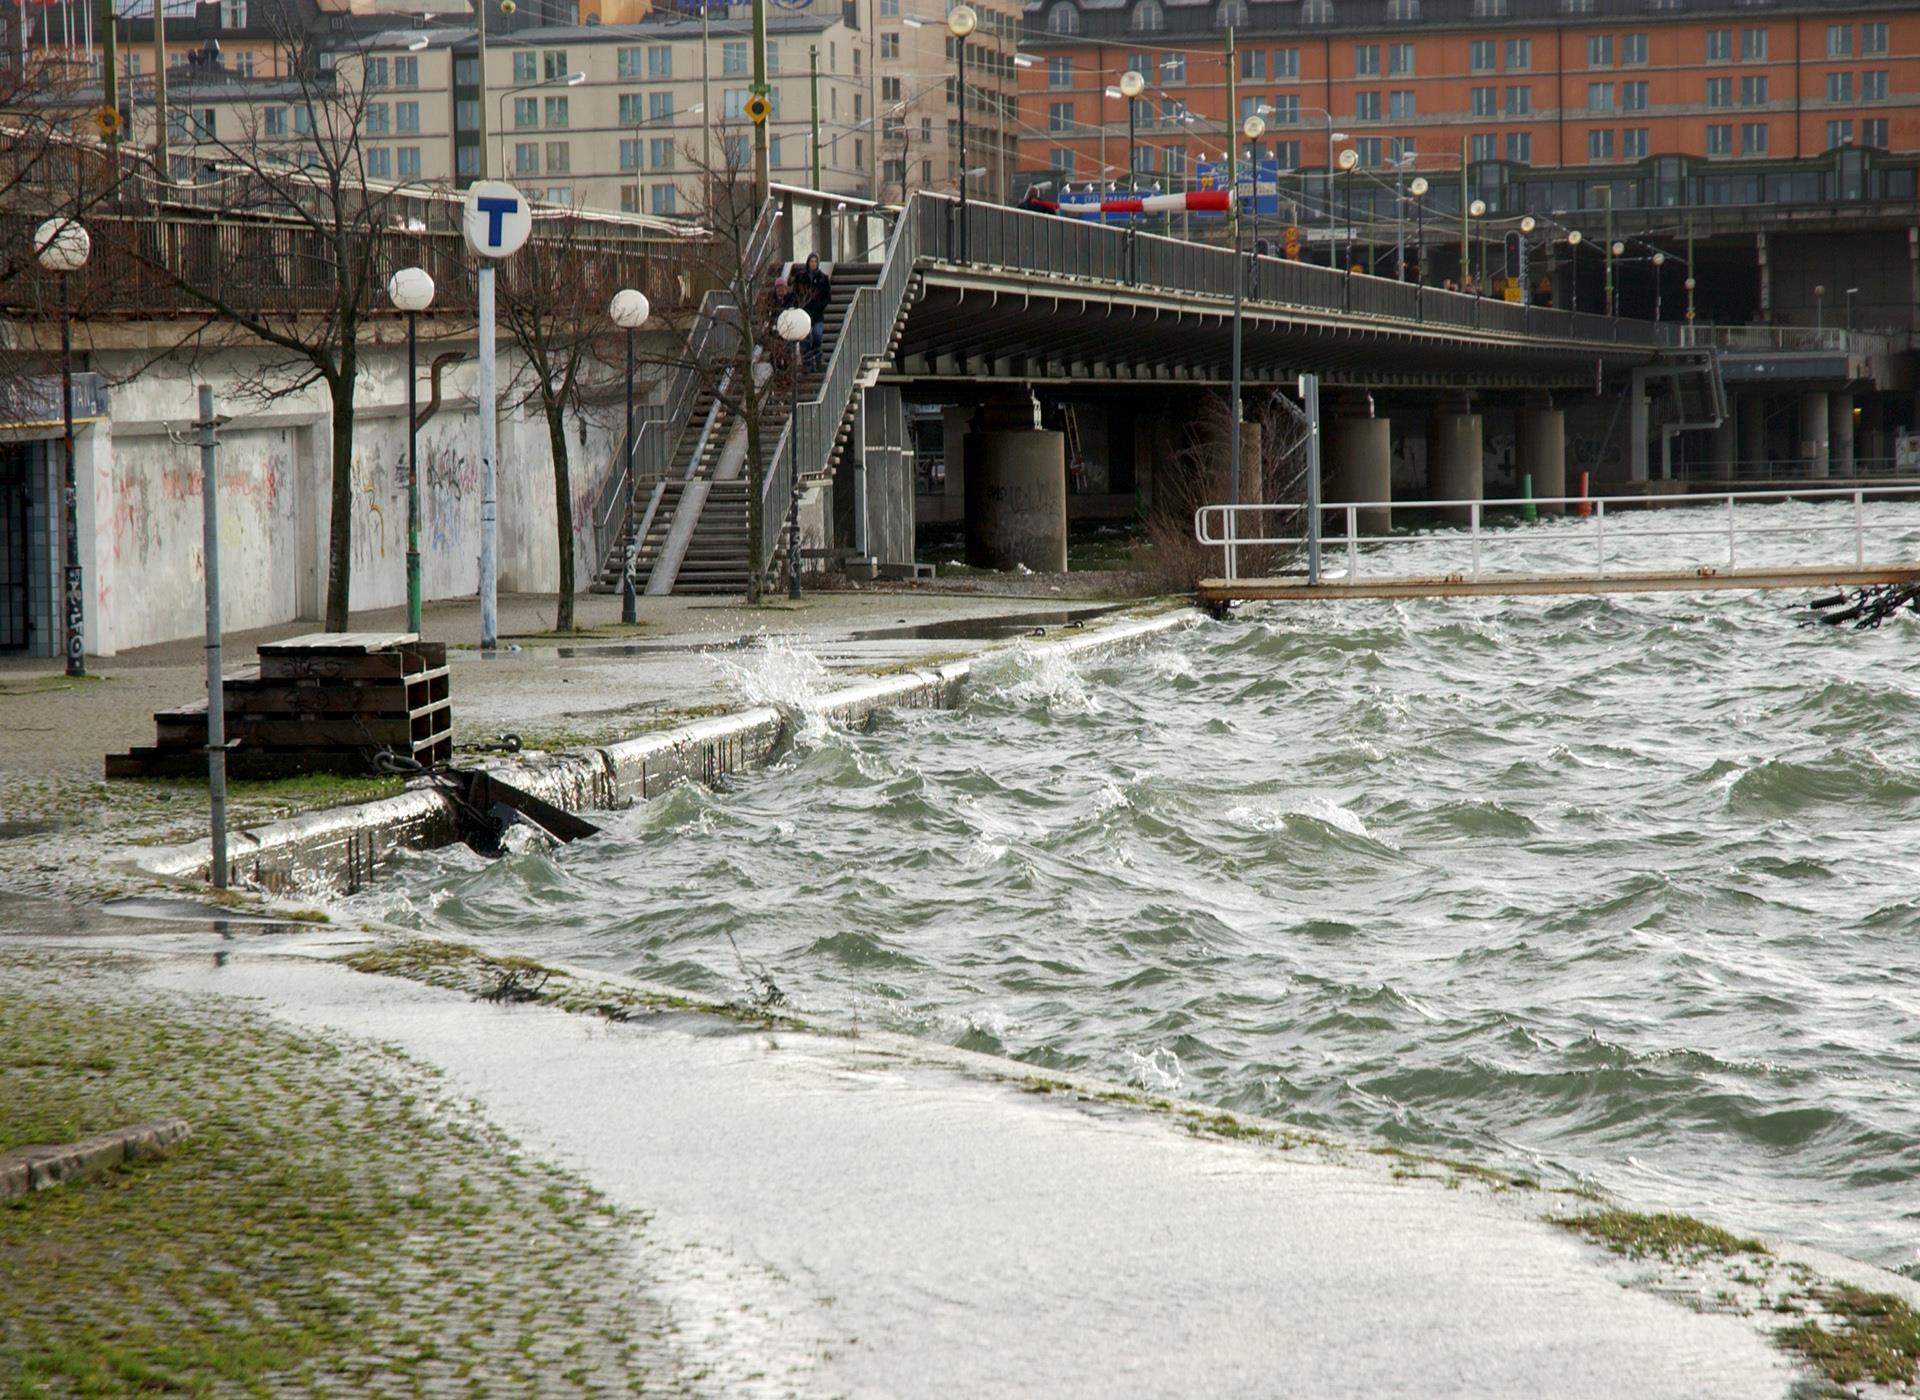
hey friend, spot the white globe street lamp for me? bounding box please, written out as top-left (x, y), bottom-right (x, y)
top-left (35, 217), bottom-right (91, 675)
top-left (948, 4), bottom-right (979, 259)
top-left (609, 288), bottom-right (652, 619)
top-left (775, 308), bottom-right (812, 599)
top-left (388, 265), bottom-right (435, 632)
top-left (1566, 229), bottom-right (1583, 312)
top-left (1120, 69), bottom-right (1146, 194)
top-left (1467, 199), bottom-right (1487, 294)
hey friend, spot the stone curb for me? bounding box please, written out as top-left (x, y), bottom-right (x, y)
top-left (127, 607), bottom-right (1198, 893)
top-left (0, 1118), bottom-right (193, 1201)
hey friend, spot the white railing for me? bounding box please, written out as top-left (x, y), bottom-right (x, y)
top-left (1194, 485), bottom-right (1920, 584)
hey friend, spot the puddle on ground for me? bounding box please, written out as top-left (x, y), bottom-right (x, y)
top-left (553, 638), bottom-right (762, 660)
top-left (848, 607), bottom-right (1121, 642)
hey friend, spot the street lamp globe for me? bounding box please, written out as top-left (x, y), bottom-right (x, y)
top-left (1611, 240), bottom-right (1626, 256)
top-left (1468, 199), bottom-right (1486, 218)
top-left (1519, 215), bottom-right (1536, 233)
top-left (946, 4), bottom-right (976, 37)
top-left (1241, 114), bottom-right (1265, 140)
top-left (609, 288), bottom-right (651, 330)
top-left (1408, 176), bottom-right (1428, 197)
top-left (1567, 229), bottom-right (1583, 246)
top-left (1651, 252), bottom-right (1666, 268)
top-left (1118, 69), bottom-right (1145, 99)
top-left (1336, 147), bottom-right (1359, 172)
top-left (33, 218), bottom-right (91, 273)
top-left (775, 307), bottom-right (812, 343)
top-left (1684, 276), bottom-right (1696, 290)
top-left (388, 266), bottom-right (435, 313)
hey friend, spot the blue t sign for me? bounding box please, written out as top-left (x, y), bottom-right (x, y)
top-left (477, 194), bottom-right (519, 249)
top-left (463, 181), bottom-right (532, 259)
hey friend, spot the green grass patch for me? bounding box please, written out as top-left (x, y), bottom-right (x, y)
top-left (1554, 1209), bottom-right (1769, 1261)
top-left (1776, 1285), bottom-right (1920, 1387)
top-left (1370, 1145), bottom-right (1539, 1192)
top-left (1179, 1109), bottom-right (1275, 1144)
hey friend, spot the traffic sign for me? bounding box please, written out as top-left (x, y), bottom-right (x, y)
top-left (745, 93), bottom-right (771, 125)
top-left (93, 105), bottom-right (121, 138)
top-left (1283, 224), bottom-right (1301, 260)
top-left (462, 180), bottom-right (531, 259)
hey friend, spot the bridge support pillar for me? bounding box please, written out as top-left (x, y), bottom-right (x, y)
top-left (1516, 402), bottom-right (1567, 515)
top-left (964, 414), bottom-right (1068, 573)
top-left (1798, 391), bottom-right (1830, 479)
top-left (1829, 391), bottom-right (1855, 477)
top-left (1738, 394), bottom-right (1767, 475)
top-left (1327, 396), bottom-right (1390, 535)
top-left (1706, 412), bottom-right (1737, 480)
top-left (1428, 402), bottom-right (1482, 524)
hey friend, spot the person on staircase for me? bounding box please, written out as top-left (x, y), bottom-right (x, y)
top-left (788, 253), bottom-right (832, 372)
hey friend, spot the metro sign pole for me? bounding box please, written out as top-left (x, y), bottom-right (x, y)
top-left (463, 181), bottom-right (532, 652)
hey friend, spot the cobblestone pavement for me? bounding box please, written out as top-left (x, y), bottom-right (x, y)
top-left (0, 948), bottom-right (686, 1398)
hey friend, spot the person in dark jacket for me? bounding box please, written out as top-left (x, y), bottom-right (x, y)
top-left (788, 253), bottom-right (831, 371)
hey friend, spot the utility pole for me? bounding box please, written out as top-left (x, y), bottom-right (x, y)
top-left (153, 0), bottom-right (170, 181)
top-left (198, 384), bottom-right (227, 889)
top-left (99, 0), bottom-right (118, 158)
top-left (475, 0), bottom-right (490, 178)
top-left (1458, 134), bottom-right (1468, 286)
top-left (1224, 27), bottom-right (1236, 248)
top-left (751, 0), bottom-right (770, 198)
top-left (809, 43), bottom-right (820, 188)
top-left (700, 0), bottom-right (712, 183)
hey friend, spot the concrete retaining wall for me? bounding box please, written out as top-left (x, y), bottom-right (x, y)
top-left (132, 609), bottom-right (1193, 893)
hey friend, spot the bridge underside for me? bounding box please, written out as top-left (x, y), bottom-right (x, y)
top-left (892, 273), bottom-right (1642, 393)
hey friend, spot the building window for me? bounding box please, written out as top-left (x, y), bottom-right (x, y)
top-left (1706, 123), bottom-right (1733, 156)
top-left (722, 41), bottom-right (747, 75)
top-left (397, 146), bottom-right (420, 178)
top-left (394, 56), bottom-right (418, 87)
top-left (1586, 83), bottom-right (1613, 114)
top-left (1387, 135), bottom-right (1415, 164)
top-left (544, 187), bottom-right (571, 207)
top-left (651, 185), bottom-right (676, 215)
top-left (1300, 0), bottom-right (1332, 24)
top-left (1046, 2), bottom-right (1079, 34)
top-left (293, 106), bottom-right (310, 135)
top-left (1740, 122), bottom-right (1767, 155)
top-left (767, 43), bottom-right (780, 75)
top-left (512, 53), bottom-right (536, 82)
top-left (1045, 54), bottom-right (1068, 85)
top-left (1826, 25), bottom-right (1851, 57)
top-left (1354, 44), bottom-right (1379, 76)
top-left (1503, 85), bottom-right (1531, 116)
top-left (1130, 0), bottom-right (1163, 33)
top-left (365, 146), bottom-right (391, 177)
top-left (1472, 0), bottom-right (1508, 13)
top-left (619, 93), bottom-right (642, 125)
top-left (1354, 91), bottom-right (1380, 121)
top-left (1861, 71), bottom-right (1888, 102)
top-left (264, 106), bottom-right (286, 136)
top-left (1269, 93), bottom-right (1299, 123)
top-left (1739, 27), bottom-right (1767, 61)
top-left (1238, 94), bottom-right (1261, 122)
top-left (1240, 48), bottom-right (1264, 80)
top-left (1217, 0), bottom-right (1246, 25)
top-left (544, 96), bottom-right (569, 128)
top-left (1274, 47), bottom-right (1299, 79)
top-left (1353, 137), bottom-right (1381, 167)
top-left (231, 50), bottom-right (254, 77)
top-left (542, 50), bottom-right (568, 80)
top-left (1270, 141), bottom-right (1297, 169)
top-left (364, 56), bottom-right (389, 88)
top-left (879, 34), bottom-right (898, 60)
top-left (1587, 129), bottom-right (1614, 161)
top-left (1561, 0), bottom-right (1593, 11)
top-left (1387, 42), bottom-right (1414, 76)
top-left (1824, 72), bottom-right (1852, 104)
top-left (1470, 132), bottom-right (1497, 162)
top-left (544, 140), bottom-right (569, 174)
top-left (220, 0), bottom-right (246, 25)
top-left (454, 57), bottom-right (476, 85)
top-left (1706, 77), bottom-right (1732, 108)
top-left (513, 97), bottom-right (537, 128)
top-left (621, 188), bottom-right (637, 213)
top-left (1862, 117), bottom-right (1888, 148)
top-left (364, 103), bottom-right (390, 135)
top-left (1824, 119), bottom-right (1852, 149)
top-left (617, 47), bottom-right (642, 78)
top-left (456, 147), bottom-right (478, 177)
top-left (1387, 0), bottom-right (1418, 14)
top-left (650, 92), bottom-right (672, 121)
top-left (648, 46), bottom-right (672, 78)
top-left (1740, 76), bottom-right (1768, 106)
top-left (619, 138), bottom-right (640, 171)
top-left (1622, 127), bottom-right (1647, 159)
top-left (514, 142), bottom-right (539, 175)
top-left (396, 101), bottom-right (419, 132)
top-left (1049, 147), bottom-right (1073, 176)
top-left (1620, 34), bottom-right (1647, 66)
top-left (1387, 90), bottom-right (1415, 120)
top-left (1705, 30), bottom-right (1731, 63)
top-left (1586, 35), bottom-right (1612, 67)
top-left (1861, 23), bottom-right (1887, 56)
top-left (1622, 81), bottom-right (1647, 111)
top-left (455, 99), bottom-right (477, 131)
top-left (1470, 40), bottom-right (1494, 73)
top-left (881, 76), bottom-right (901, 100)
top-left (880, 0), bottom-right (897, 15)
top-left (1505, 131), bottom-right (1530, 163)
top-left (1161, 52), bottom-right (1185, 82)
top-left (1504, 38), bottom-right (1530, 71)
top-left (1470, 86), bottom-right (1495, 116)
top-left (1048, 101), bottom-right (1072, 132)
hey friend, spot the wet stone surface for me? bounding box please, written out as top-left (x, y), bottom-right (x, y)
top-left (0, 950), bottom-right (678, 1397)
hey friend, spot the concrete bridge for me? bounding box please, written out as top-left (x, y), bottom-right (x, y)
top-left (595, 187), bottom-right (1717, 594)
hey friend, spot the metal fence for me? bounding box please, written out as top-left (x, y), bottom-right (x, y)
top-left (1195, 485), bottom-right (1920, 584)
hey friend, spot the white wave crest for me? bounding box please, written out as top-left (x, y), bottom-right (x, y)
top-left (1126, 1044), bottom-right (1185, 1094)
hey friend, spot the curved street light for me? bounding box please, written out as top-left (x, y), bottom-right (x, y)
top-left (34, 217), bottom-right (90, 675)
top-left (388, 265), bottom-right (435, 633)
top-left (609, 287), bottom-right (651, 620)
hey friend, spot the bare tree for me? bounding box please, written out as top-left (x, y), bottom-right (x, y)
top-left (126, 31), bottom-right (429, 631)
top-left (494, 210), bottom-right (633, 631)
top-left (1145, 389), bottom-right (1310, 589)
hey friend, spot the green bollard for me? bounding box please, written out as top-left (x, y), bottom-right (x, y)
top-left (1521, 471), bottom-right (1537, 523)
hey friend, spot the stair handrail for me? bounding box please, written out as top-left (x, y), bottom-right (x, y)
top-left (592, 195), bottom-right (783, 573)
top-left (760, 201), bottom-right (921, 572)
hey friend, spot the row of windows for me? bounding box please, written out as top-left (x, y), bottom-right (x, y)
top-left (361, 101), bottom-right (422, 135)
top-left (362, 146), bottom-right (423, 180)
top-left (362, 56), bottom-right (419, 89)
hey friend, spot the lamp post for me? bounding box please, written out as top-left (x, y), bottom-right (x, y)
top-left (1566, 229), bottom-right (1582, 313)
top-left (775, 307), bottom-right (811, 599)
top-left (35, 217), bottom-right (89, 677)
top-left (947, 3), bottom-right (977, 262)
top-left (1845, 286), bottom-right (1858, 332)
top-left (496, 70), bottom-right (584, 180)
top-left (1242, 113), bottom-right (1265, 263)
top-left (1650, 249), bottom-right (1665, 323)
top-left (1813, 283), bottom-right (1825, 331)
top-left (609, 287), bottom-right (651, 622)
top-left (1610, 240), bottom-right (1627, 317)
top-left (387, 266), bottom-right (435, 635)
top-left (1337, 145), bottom-right (1358, 274)
top-left (1408, 175), bottom-right (1428, 284)
top-left (1467, 198), bottom-right (1487, 294)
top-left (1119, 68), bottom-right (1144, 198)
top-left (1684, 274), bottom-right (1696, 340)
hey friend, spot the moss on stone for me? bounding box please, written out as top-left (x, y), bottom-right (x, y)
top-left (1554, 1209), bottom-right (1769, 1261)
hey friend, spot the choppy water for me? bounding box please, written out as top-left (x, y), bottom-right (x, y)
top-left (357, 509), bottom-right (1920, 1277)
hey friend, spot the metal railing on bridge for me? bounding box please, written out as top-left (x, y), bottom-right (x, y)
top-left (1195, 485), bottom-right (1920, 585)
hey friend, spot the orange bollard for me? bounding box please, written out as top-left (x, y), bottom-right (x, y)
top-left (1575, 469), bottom-right (1592, 517)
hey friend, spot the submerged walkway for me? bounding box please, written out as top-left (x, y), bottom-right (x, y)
top-left (1200, 562), bottom-right (1920, 604)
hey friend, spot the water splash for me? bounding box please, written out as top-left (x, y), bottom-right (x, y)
top-left (1127, 1045), bottom-right (1185, 1095)
top-left (713, 634), bottom-right (837, 739)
